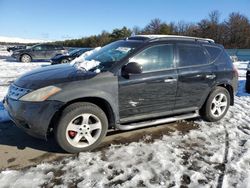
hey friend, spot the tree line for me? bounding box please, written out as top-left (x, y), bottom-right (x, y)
top-left (55, 11), bottom-right (250, 49)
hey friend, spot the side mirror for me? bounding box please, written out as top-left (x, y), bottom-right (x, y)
top-left (122, 62), bottom-right (142, 77)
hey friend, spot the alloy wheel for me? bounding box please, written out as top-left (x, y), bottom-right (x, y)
top-left (210, 93), bottom-right (228, 117)
top-left (65, 113), bottom-right (102, 148)
top-left (21, 55), bottom-right (31, 63)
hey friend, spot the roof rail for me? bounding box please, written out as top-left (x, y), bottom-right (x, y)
top-left (130, 35), bottom-right (215, 43)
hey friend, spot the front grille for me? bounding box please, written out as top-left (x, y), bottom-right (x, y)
top-left (7, 84), bottom-right (32, 100)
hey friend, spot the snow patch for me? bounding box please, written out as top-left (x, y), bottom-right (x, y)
top-left (71, 47), bottom-right (101, 71)
top-left (0, 36), bottom-right (50, 44)
top-left (71, 47), bottom-right (101, 64)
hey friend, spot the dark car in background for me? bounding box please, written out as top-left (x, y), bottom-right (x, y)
top-left (11, 43), bottom-right (67, 63)
top-left (4, 35), bottom-right (238, 153)
top-left (51, 48), bottom-right (92, 65)
top-left (7, 45), bottom-right (27, 52)
top-left (246, 62), bottom-right (250, 93)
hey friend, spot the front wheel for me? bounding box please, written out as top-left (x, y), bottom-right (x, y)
top-left (20, 54), bottom-right (31, 63)
top-left (55, 102), bottom-right (108, 153)
top-left (200, 87), bottom-right (230, 122)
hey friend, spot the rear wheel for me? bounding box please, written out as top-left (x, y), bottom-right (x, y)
top-left (55, 102), bottom-right (108, 153)
top-left (20, 54), bottom-right (31, 63)
top-left (61, 59), bottom-right (69, 64)
top-left (200, 87), bottom-right (230, 122)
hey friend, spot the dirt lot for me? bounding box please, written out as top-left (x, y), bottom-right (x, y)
top-left (0, 120), bottom-right (198, 170)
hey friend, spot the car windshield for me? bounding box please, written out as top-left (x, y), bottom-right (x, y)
top-left (69, 49), bottom-right (81, 56)
top-left (85, 40), bottom-right (142, 71)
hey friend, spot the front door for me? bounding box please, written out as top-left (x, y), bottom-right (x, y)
top-left (118, 43), bottom-right (177, 123)
top-left (32, 44), bottom-right (47, 60)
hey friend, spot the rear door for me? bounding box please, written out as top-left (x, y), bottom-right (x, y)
top-left (44, 45), bottom-right (58, 59)
top-left (175, 42), bottom-right (215, 110)
top-left (118, 43), bottom-right (178, 122)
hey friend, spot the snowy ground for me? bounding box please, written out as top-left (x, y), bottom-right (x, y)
top-left (0, 48), bottom-right (250, 187)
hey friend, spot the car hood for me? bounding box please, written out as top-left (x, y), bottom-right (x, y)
top-left (14, 64), bottom-right (97, 89)
top-left (14, 48), bottom-right (32, 53)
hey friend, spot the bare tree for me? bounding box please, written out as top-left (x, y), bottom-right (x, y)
top-left (225, 12), bottom-right (250, 48)
top-left (143, 18), bottom-right (163, 34)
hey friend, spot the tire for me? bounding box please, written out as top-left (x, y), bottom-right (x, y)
top-left (61, 59), bottom-right (69, 64)
top-left (200, 87), bottom-right (230, 122)
top-left (55, 102), bottom-right (108, 153)
top-left (20, 54), bottom-right (32, 63)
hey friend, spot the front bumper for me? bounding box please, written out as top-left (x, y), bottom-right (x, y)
top-left (3, 97), bottom-right (64, 139)
top-left (11, 53), bottom-right (19, 60)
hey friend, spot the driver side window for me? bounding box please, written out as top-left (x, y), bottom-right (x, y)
top-left (129, 44), bottom-right (174, 73)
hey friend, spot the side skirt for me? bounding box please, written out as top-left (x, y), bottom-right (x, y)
top-left (116, 111), bottom-right (199, 131)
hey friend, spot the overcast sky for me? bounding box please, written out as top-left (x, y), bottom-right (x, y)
top-left (0, 0), bottom-right (249, 40)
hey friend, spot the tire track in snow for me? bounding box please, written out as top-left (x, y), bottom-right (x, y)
top-left (216, 125), bottom-right (229, 188)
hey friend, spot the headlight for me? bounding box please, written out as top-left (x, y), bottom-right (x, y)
top-left (19, 86), bottom-right (61, 102)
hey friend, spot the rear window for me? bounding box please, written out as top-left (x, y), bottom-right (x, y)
top-left (204, 45), bottom-right (222, 62)
top-left (177, 44), bottom-right (208, 67)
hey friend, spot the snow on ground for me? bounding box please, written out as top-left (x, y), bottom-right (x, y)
top-left (234, 61), bottom-right (249, 78)
top-left (0, 49), bottom-right (250, 187)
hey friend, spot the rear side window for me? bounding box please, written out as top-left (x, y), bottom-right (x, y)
top-left (204, 45), bottom-right (222, 62)
top-left (215, 50), bottom-right (233, 66)
top-left (130, 44), bottom-right (174, 73)
top-left (177, 44), bottom-right (208, 67)
top-left (54, 45), bottom-right (64, 50)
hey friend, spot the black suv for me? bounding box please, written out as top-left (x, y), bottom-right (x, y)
top-left (4, 35), bottom-right (238, 153)
top-left (11, 43), bottom-right (66, 63)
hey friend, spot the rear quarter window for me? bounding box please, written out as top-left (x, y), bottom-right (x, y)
top-left (204, 45), bottom-right (222, 62)
top-left (177, 44), bottom-right (208, 67)
top-left (214, 50), bottom-right (233, 66)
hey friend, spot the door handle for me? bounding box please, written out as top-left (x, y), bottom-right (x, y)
top-left (164, 78), bottom-right (177, 83)
top-left (206, 74), bottom-right (216, 79)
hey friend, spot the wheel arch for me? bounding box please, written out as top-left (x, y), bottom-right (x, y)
top-left (200, 83), bottom-right (234, 108)
top-left (48, 97), bottom-right (116, 135)
top-left (216, 83), bottom-right (234, 105)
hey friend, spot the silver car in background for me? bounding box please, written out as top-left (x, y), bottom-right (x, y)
top-left (11, 43), bottom-right (67, 63)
